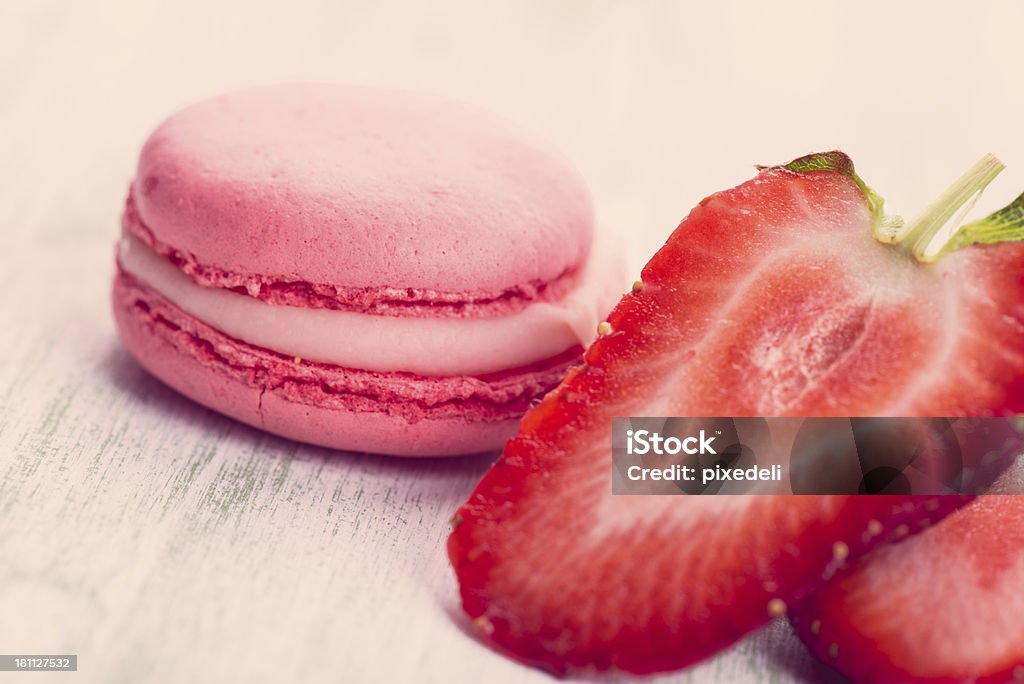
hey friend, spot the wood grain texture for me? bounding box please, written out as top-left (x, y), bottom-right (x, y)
top-left (2, 1), bottom-right (1023, 682)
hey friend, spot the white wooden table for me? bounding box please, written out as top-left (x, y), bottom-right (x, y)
top-left (3, 2), bottom-right (1023, 682)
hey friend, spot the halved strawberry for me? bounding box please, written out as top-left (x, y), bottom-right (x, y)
top-left (447, 152), bottom-right (1024, 675)
top-left (792, 464), bottom-right (1024, 683)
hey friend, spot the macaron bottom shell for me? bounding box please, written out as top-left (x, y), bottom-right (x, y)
top-left (113, 271), bottom-right (577, 456)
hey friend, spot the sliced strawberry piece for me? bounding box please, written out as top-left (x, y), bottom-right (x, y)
top-left (450, 492), bottom-right (967, 675)
top-left (448, 152), bottom-right (1024, 675)
top-left (792, 468), bottom-right (1024, 683)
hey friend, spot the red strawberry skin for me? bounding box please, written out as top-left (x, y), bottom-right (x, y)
top-left (792, 492), bottom-right (1024, 683)
top-left (448, 153), bottom-right (1024, 676)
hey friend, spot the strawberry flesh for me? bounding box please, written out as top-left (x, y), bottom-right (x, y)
top-left (792, 481), bottom-right (1024, 682)
top-left (448, 153), bottom-right (1024, 675)
top-left (450, 492), bottom-right (967, 674)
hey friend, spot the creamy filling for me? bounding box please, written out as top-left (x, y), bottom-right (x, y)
top-left (119, 232), bottom-right (625, 377)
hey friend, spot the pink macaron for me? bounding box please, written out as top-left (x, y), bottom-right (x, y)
top-left (113, 83), bottom-right (623, 456)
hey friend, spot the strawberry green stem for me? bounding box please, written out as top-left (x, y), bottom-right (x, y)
top-left (899, 154), bottom-right (1005, 262)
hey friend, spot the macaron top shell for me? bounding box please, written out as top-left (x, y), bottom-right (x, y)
top-left (132, 83), bottom-right (594, 308)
